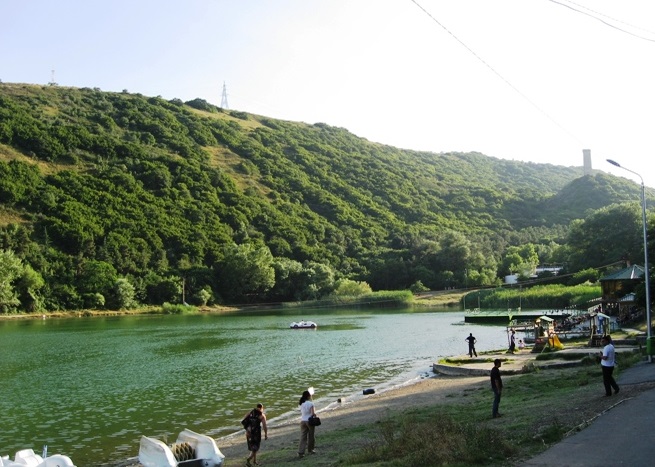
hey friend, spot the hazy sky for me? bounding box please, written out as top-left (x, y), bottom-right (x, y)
top-left (2, 0), bottom-right (655, 188)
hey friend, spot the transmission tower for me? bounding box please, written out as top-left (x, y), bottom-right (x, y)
top-left (48, 69), bottom-right (58, 86)
top-left (220, 82), bottom-right (229, 109)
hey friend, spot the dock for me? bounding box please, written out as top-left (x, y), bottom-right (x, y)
top-left (433, 342), bottom-right (641, 376)
top-left (464, 309), bottom-right (571, 324)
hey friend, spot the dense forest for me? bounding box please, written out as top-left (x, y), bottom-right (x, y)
top-left (0, 83), bottom-right (652, 312)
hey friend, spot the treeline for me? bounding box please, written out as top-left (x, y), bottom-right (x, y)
top-left (0, 83), bottom-right (651, 312)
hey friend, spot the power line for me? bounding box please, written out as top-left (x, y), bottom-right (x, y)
top-left (546, 0), bottom-right (655, 43)
top-left (408, 0), bottom-right (583, 146)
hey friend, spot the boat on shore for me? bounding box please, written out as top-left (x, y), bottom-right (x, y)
top-left (138, 428), bottom-right (224, 467)
top-left (0, 448), bottom-right (75, 467)
top-left (290, 320), bottom-right (317, 329)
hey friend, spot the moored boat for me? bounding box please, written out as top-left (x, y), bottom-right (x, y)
top-left (0, 448), bottom-right (75, 467)
top-left (138, 428), bottom-right (224, 467)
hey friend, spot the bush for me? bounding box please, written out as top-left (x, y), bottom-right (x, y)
top-left (409, 280), bottom-right (429, 293)
top-left (568, 268), bottom-right (599, 286)
top-left (161, 302), bottom-right (197, 314)
top-left (185, 98), bottom-right (215, 112)
top-left (332, 279), bottom-right (372, 297)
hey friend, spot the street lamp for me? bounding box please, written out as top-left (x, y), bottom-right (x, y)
top-left (607, 159), bottom-right (652, 359)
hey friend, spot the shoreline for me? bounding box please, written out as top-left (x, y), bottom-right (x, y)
top-left (213, 344), bottom-right (644, 466)
top-left (112, 372), bottom-right (488, 466)
top-left (109, 339), bottom-right (643, 466)
top-left (214, 372), bottom-right (488, 466)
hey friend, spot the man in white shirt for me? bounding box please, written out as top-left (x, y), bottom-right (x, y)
top-left (600, 335), bottom-right (620, 396)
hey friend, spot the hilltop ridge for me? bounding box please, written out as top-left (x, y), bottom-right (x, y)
top-left (0, 83), bottom-right (648, 309)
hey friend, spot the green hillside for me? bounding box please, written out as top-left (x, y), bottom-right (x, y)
top-left (0, 83), bottom-right (648, 311)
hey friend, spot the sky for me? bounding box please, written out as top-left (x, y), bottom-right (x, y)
top-left (2, 0), bottom-right (655, 188)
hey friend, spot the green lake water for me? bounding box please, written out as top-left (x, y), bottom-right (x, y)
top-left (0, 309), bottom-right (510, 466)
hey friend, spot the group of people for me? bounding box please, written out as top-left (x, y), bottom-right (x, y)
top-left (507, 329), bottom-right (525, 353)
top-left (242, 389), bottom-right (317, 466)
top-left (465, 331), bottom-right (525, 359)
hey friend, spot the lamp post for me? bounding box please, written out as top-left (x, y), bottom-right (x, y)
top-left (607, 159), bottom-right (652, 360)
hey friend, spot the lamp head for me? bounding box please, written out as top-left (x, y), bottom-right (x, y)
top-left (607, 159), bottom-right (621, 168)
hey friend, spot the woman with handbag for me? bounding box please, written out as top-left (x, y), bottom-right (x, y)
top-left (298, 390), bottom-right (316, 458)
top-left (242, 403), bottom-right (267, 466)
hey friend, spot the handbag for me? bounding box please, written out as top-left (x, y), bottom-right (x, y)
top-left (308, 414), bottom-right (321, 426)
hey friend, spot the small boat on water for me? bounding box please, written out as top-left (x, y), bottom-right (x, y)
top-left (0, 448), bottom-right (75, 467)
top-left (290, 320), bottom-right (317, 329)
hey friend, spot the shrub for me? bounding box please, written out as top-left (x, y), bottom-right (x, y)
top-left (409, 280), bottom-right (430, 293)
top-left (332, 279), bottom-right (372, 297)
top-left (161, 302), bottom-right (197, 314)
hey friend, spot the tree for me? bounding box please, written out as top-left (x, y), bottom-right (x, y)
top-left (83, 292), bottom-right (105, 308)
top-left (77, 260), bottom-right (117, 297)
top-left (15, 264), bottom-right (45, 312)
top-left (214, 243), bottom-right (275, 302)
top-left (268, 257), bottom-right (305, 302)
top-left (295, 261), bottom-right (336, 300)
top-left (500, 244), bottom-right (539, 278)
top-left (0, 249), bottom-right (23, 312)
top-left (194, 286), bottom-right (212, 306)
top-left (146, 275), bottom-right (182, 305)
top-left (566, 203), bottom-right (643, 272)
top-left (109, 278), bottom-right (137, 310)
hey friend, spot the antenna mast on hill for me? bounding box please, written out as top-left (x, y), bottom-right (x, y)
top-left (220, 82), bottom-right (229, 109)
top-left (48, 69), bottom-right (58, 86)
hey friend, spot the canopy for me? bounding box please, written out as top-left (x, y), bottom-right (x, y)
top-left (536, 316), bottom-right (554, 322)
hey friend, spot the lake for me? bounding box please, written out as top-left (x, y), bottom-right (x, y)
top-left (0, 309), bottom-right (511, 465)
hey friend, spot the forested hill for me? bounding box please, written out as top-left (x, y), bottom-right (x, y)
top-left (0, 83), bottom-right (645, 311)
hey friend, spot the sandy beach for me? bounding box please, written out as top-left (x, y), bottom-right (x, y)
top-left (215, 373), bottom-right (488, 466)
top-left (212, 343), bottom-right (650, 466)
top-left (113, 341), bottom-right (655, 467)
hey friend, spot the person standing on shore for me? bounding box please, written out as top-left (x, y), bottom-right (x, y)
top-left (490, 359), bottom-right (503, 418)
top-left (600, 335), bottom-right (620, 396)
top-left (508, 329), bottom-right (516, 354)
top-left (465, 333), bottom-right (477, 357)
top-left (298, 389), bottom-right (316, 458)
top-left (243, 403), bottom-right (267, 467)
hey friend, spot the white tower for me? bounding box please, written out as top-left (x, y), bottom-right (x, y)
top-left (582, 149), bottom-right (592, 175)
top-left (220, 82), bottom-right (229, 109)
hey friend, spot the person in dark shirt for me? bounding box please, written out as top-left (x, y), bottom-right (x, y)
top-left (465, 333), bottom-right (478, 357)
top-left (490, 359), bottom-right (503, 418)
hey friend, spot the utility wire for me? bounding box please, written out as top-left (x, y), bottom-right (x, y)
top-left (547, 0), bottom-right (655, 43)
top-left (408, 0), bottom-right (583, 146)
